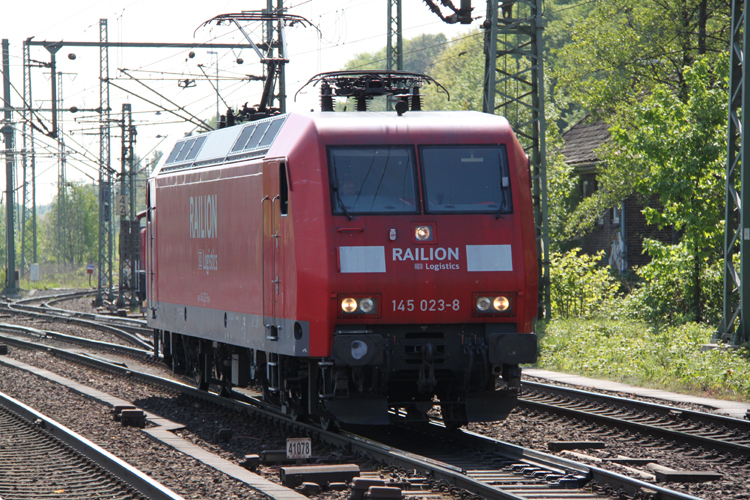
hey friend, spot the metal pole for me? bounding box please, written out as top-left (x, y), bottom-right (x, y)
top-left (482, 0), bottom-right (550, 320)
top-left (118, 104), bottom-right (128, 308)
top-left (719, 0), bottom-right (750, 345)
top-left (57, 72), bottom-right (67, 266)
top-left (277, 0), bottom-right (286, 113)
top-left (207, 51), bottom-right (219, 124)
top-left (2, 39), bottom-right (16, 295)
top-left (386, 0), bottom-right (403, 111)
top-left (96, 19), bottom-right (112, 306)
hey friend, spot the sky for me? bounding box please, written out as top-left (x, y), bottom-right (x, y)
top-left (1, 0), bottom-right (487, 205)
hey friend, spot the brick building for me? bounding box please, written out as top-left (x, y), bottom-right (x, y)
top-left (560, 119), bottom-right (673, 271)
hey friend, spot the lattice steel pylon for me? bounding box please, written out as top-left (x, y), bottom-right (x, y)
top-left (482, 0), bottom-right (550, 320)
top-left (2, 39), bottom-right (17, 295)
top-left (21, 40), bottom-right (37, 275)
top-left (265, 0), bottom-right (287, 113)
top-left (719, 0), bottom-right (750, 346)
top-left (117, 103), bottom-right (138, 309)
top-left (97, 18), bottom-right (113, 306)
top-left (386, 0), bottom-right (403, 111)
top-left (56, 72), bottom-right (67, 265)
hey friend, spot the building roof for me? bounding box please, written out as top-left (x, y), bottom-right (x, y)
top-left (561, 120), bottom-right (611, 166)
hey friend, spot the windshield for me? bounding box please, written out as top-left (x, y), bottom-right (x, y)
top-left (328, 147), bottom-right (419, 215)
top-left (420, 145), bottom-right (512, 214)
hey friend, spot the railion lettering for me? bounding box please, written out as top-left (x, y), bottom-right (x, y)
top-left (189, 195), bottom-right (218, 239)
top-left (392, 247), bottom-right (459, 261)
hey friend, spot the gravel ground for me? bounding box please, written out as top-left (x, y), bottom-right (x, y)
top-left (467, 406), bottom-right (750, 500)
top-left (0, 346), bottom-right (389, 500)
top-left (522, 375), bottom-right (719, 414)
top-left (34, 295), bottom-right (750, 499)
top-left (0, 313), bottom-right (135, 346)
top-left (0, 357), bottom-right (269, 500)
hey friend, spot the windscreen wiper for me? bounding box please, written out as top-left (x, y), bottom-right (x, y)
top-left (331, 158), bottom-right (355, 220)
top-left (496, 154), bottom-right (511, 219)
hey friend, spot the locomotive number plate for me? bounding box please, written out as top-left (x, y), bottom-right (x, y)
top-left (392, 299), bottom-right (460, 312)
top-left (286, 437), bottom-right (312, 459)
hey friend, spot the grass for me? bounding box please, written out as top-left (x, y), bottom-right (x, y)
top-left (534, 319), bottom-right (750, 402)
top-left (11, 265), bottom-right (95, 294)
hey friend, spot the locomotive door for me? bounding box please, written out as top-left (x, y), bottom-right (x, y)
top-left (146, 180), bottom-right (157, 316)
top-left (262, 159), bottom-right (288, 342)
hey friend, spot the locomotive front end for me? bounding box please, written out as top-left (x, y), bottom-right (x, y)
top-left (316, 111), bottom-right (538, 427)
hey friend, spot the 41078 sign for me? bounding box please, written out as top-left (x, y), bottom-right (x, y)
top-left (286, 437), bottom-right (311, 459)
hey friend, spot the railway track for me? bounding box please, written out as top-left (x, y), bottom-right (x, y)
top-left (0, 328), bottom-right (705, 500)
top-left (0, 300), bottom-right (152, 349)
top-left (0, 390), bottom-right (181, 500)
top-left (518, 381), bottom-right (750, 460)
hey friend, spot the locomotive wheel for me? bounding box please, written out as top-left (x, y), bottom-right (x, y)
top-left (319, 415), bottom-right (338, 431)
top-left (193, 350), bottom-right (211, 391)
top-left (440, 402), bottom-right (468, 431)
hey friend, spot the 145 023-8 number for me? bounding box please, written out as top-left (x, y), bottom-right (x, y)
top-left (392, 299), bottom-right (459, 312)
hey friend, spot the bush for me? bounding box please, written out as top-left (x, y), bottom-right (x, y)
top-left (537, 319), bottom-right (750, 400)
top-left (607, 240), bottom-right (723, 326)
top-left (550, 248), bottom-right (621, 319)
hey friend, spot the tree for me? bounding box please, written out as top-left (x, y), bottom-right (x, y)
top-left (553, 0), bottom-right (730, 117)
top-left (343, 33), bottom-right (448, 74)
top-left (551, 0), bottom-right (730, 250)
top-left (40, 182), bottom-right (99, 267)
top-left (605, 54), bottom-right (729, 321)
top-left (423, 29), bottom-right (485, 111)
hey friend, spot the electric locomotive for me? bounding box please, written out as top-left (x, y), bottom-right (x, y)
top-left (145, 71), bottom-right (538, 427)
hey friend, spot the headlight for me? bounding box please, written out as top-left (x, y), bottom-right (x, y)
top-left (476, 296), bottom-right (492, 311)
top-left (473, 292), bottom-right (515, 316)
top-left (339, 295), bottom-right (379, 316)
top-left (493, 296), bottom-right (510, 311)
top-left (359, 298), bottom-right (374, 313)
top-left (341, 298), bottom-right (357, 313)
top-left (415, 226), bottom-right (432, 241)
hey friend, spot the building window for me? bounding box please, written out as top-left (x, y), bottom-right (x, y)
top-left (613, 205), bottom-right (621, 224)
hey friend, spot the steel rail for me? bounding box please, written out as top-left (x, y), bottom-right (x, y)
top-left (0, 323), bottom-right (151, 358)
top-left (1, 302), bottom-right (152, 349)
top-left (0, 390), bottom-right (184, 500)
top-left (0, 332), bottom-right (704, 500)
top-left (14, 289), bottom-right (148, 329)
top-left (520, 381), bottom-right (750, 458)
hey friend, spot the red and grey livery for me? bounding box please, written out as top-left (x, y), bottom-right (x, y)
top-left (146, 93), bottom-right (538, 427)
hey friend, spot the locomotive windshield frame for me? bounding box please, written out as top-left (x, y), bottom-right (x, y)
top-left (328, 146), bottom-right (420, 216)
top-left (420, 144), bottom-right (513, 215)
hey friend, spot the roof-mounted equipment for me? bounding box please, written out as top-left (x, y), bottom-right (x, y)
top-left (296, 70), bottom-right (449, 114)
top-left (197, 11), bottom-right (317, 124)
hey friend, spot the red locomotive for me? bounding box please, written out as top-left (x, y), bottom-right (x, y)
top-left (145, 71), bottom-right (537, 427)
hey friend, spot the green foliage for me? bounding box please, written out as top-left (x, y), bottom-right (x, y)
top-left (553, 0), bottom-right (730, 116)
top-left (537, 319), bottom-right (750, 401)
top-left (606, 240), bottom-right (724, 326)
top-left (549, 248), bottom-right (621, 319)
top-left (546, 116), bottom-right (582, 250)
top-left (343, 33), bottom-right (448, 74)
top-left (21, 263), bottom-right (94, 290)
top-left (421, 30), bottom-right (484, 111)
top-left (609, 54), bottom-right (729, 259)
top-left (40, 181), bottom-right (99, 266)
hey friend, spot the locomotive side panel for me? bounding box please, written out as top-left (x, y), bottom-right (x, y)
top-left (151, 162), bottom-right (308, 355)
